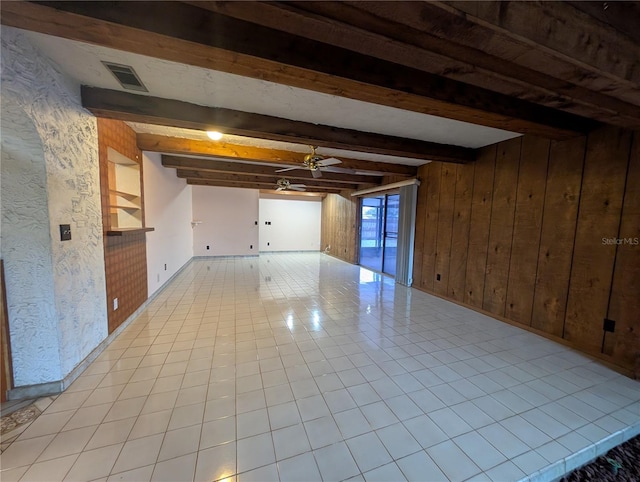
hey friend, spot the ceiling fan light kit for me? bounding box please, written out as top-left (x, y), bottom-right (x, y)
top-left (276, 146), bottom-right (344, 179)
top-left (275, 178), bottom-right (307, 192)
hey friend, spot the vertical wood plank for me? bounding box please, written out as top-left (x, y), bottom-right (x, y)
top-left (607, 131), bottom-right (640, 374)
top-left (564, 126), bottom-right (632, 353)
top-left (420, 162), bottom-right (442, 292)
top-left (531, 136), bottom-right (585, 336)
top-left (464, 145), bottom-right (496, 308)
top-left (412, 164), bottom-right (429, 286)
top-left (505, 136), bottom-right (550, 324)
top-left (321, 192), bottom-right (358, 265)
top-left (448, 163), bottom-right (475, 302)
top-left (434, 164), bottom-right (456, 296)
top-left (483, 137), bottom-right (522, 316)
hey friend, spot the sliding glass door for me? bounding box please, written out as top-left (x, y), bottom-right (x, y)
top-left (359, 193), bottom-right (399, 276)
top-left (383, 194), bottom-right (399, 276)
top-left (360, 196), bottom-right (384, 272)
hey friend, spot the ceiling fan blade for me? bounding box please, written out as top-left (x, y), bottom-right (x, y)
top-left (311, 169), bottom-right (322, 178)
top-left (318, 157), bottom-right (342, 167)
top-left (354, 169), bottom-right (388, 176)
top-left (322, 166), bottom-right (356, 174)
top-left (275, 167), bottom-right (300, 173)
top-left (289, 184), bottom-right (307, 189)
top-left (275, 186), bottom-right (285, 191)
top-left (290, 186), bottom-right (307, 191)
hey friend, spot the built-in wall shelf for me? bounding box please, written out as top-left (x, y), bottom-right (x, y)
top-left (107, 147), bottom-right (144, 229)
top-left (106, 227), bottom-right (155, 236)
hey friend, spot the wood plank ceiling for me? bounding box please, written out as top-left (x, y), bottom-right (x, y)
top-left (2, 1), bottom-right (638, 193)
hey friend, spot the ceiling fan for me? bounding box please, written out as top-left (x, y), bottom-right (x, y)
top-left (276, 146), bottom-right (343, 178)
top-left (275, 178), bottom-right (307, 192)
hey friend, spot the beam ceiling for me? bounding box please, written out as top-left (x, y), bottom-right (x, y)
top-left (162, 156), bottom-right (382, 185)
top-left (186, 178), bottom-right (344, 194)
top-left (83, 87), bottom-right (474, 163)
top-left (176, 170), bottom-right (364, 191)
top-left (218, 0), bottom-right (637, 130)
top-left (138, 134), bottom-right (418, 177)
top-left (1, 1), bottom-right (603, 139)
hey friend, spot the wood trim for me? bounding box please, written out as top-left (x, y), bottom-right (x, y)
top-left (106, 227), bottom-right (155, 236)
top-left (1, 260), bottom-right (13, 402)
top-left (1, 1), bottom-right (593, 138)
top-left (139, 134), bottom-right (418, 176)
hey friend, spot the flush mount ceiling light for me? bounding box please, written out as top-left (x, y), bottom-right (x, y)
top-left (206, 131), bottom-right (223, 141)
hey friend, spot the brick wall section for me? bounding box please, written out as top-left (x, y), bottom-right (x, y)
top-left (97, 118), bottom-right (149, 333)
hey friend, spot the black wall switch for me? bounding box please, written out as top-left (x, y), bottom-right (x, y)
top-left (60, 224), bottom-right (71, 241)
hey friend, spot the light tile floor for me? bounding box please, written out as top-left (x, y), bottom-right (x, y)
top-left (1, 253), bottom-right (639, 482)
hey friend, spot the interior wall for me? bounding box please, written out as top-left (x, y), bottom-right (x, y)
top-left (192, 186), bottom-right (259, 257)
top-left (1, 99), bottom-right (61, 385)
top-left (97, 119), bottom-right (149, 334)
top-left (413, 126), bottom-right (640, 376)
top-left (259, 197), bottom-right (321, 252)
top-left (321, 192), bottom-right (359, 264)
top-left (1, 27), bottom-right (108, 384)
top-left (143, 152), bottom-right (194, 296)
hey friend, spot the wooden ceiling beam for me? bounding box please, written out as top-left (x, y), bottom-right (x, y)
top-left (176, 170), bottom-right (364, 191)
top-left (162, 155), bottom-right (382, 185)
top-left (567, 1), bottom-right (640, 46)
top-left (415, 1), bottom-right (640, 113)
top-left (138, 134), bottom-right (418, 176)
top-left (239, 1), bottom-right (637, 129)
top-left (1, 1), bottom-right (593, 139)
top-left (443, 1), bottom-right (640, 87)
top-left (83, 87), bottom-right (473, 163)
top-left (186, 179), bottom-right (344, 194)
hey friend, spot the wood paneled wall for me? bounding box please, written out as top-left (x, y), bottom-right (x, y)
top-left (97, 119), bottom-right (149, 333)
top-left (321, 192), bottom-right (358, 264)
top-left (413, 126), bottom-right (640, 376)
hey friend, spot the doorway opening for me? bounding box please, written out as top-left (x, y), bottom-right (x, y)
top-left (359, 193), bottom-right (399, 276)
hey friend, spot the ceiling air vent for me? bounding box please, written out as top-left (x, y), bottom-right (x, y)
top-left (102, 61), bottom-right (148, 92)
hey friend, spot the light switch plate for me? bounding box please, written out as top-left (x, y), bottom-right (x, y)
top-left (60, 224), bottom-right (71, 241)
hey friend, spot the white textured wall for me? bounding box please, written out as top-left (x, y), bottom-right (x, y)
top-left (143, 152), bottom-right (194, 295)
top-left (1, 99), bottom-right (63, 383)
top-left (259, 198), bottom-right (322, 252)
top-left (192, 186), bottom-right (259, 257)
top-left (1, 27), bottom-right (108, 385)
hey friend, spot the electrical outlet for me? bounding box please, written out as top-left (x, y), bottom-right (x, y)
top-left (113, 298), bottom-right (119, 311)
top-left (436, 274), bottom-right (441, 281)
top-left (250, 245), bottom-right (253, 249)
top-left (206, 245), bottom-right (210, 250)
top-left (603, 318), bottom-right (616, 332)
top-left (164, 263), bottom-right (167, 270)
top-left (267, 242), bottom-right (270, 246)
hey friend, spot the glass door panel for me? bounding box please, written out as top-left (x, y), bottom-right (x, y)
top-left (359, 196), bottom-right (384, 272)
top-left (382, 194), bottom-right (399, 276)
